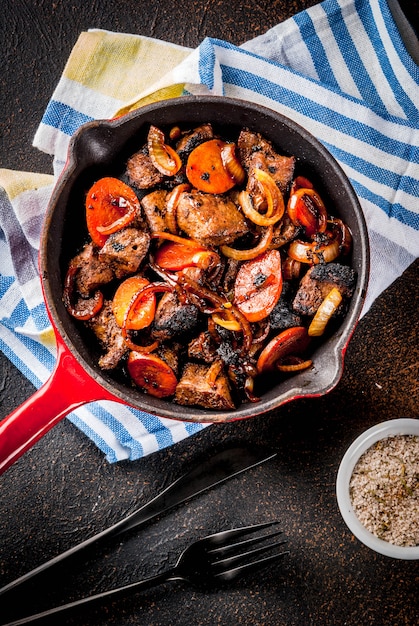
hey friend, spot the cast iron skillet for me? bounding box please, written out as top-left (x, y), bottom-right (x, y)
top-left (0, 96), bottom-right (369, 473)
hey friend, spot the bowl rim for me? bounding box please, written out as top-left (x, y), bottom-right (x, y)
top-left (336, 418), bottom-right (419, 559)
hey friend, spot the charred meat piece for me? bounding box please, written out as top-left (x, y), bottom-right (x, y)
top-left (175, 362), bottom-right (235, 410)
top-left (127, 147), bottom-right (165, 189)
top-left (176, 124), bottom-right (214, 162)
top-left (71, 242), bottom-right (114, 297)
top-left (188, 331), bottom-right (217, 363)
top-left (151, 290), bottom-right (200, 341)
top-left (176, 190), bottom-right (249, 247)
top-left (157, 342), bottom-right (182, 376)
top-left (140, 189), bottom-right (169, 234)
top-left (86, 300), bottom-right (128, 370)
top-left (293, 262), bottom-right (357, 316)
top-left (98, 228), bottom-right (150, 278)
top-left (237, 129), bottom-right (295, 195)
top-left (270, 281), bottom-right (302, 331)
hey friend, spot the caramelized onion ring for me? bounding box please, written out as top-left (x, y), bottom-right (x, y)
top-left (148, 125), bottom-right (182, 176)
top-left (220, 226), bottom-right (273, 261)
top-left (63, 263), bottom-right (104, 321)
top-left (165, 183), bottom-right (190, 234)
top-left (308, 287), bottom-right (342, 337)
top-left (221, 143), bottom-right (246, 186)
top-left (288, 234), bottom-right (340, 264)
top-left (277, 357), bottom-right (313, 372)
top-left (121, 282), bottom-right (173, 351)
top-left (238, 191), bottom-right (283, 227)
top-left (254, 168), bottom-right (285, 220)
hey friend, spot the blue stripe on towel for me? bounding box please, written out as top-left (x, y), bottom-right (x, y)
top-left (41, 101), bottom-right (94, 136)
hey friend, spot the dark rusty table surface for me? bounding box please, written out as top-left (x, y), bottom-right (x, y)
top-left (1, 1), bottom-right (418, 624)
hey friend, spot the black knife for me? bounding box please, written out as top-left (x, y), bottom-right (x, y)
top-left (0, 446), bottom-right (276, 598)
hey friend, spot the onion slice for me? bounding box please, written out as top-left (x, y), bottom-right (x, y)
top-left (308, 287), bottom-right (342, 336)
top-left (288, 234), bottom-right (340, 264)
top-left (220, 225), bottom-right (273, 261)
top-left (211, 311), bottom-right (242, 332)
top-left (165, 183), bottom-right (190, 234)
top-left (238, 190), bottom-right (283, 227)
top-left (277, 357), bottom-right (313, 372)
top-left (254, 168), bottom-right (285, 220)
top-left (221, 143), bottom-right (246, 186)
top-left (148, 125), bottom-right (182, 176)
top-left (121, 282), bottom-right (173, 351)
top-left (63, 263), bottom-right (104, 320)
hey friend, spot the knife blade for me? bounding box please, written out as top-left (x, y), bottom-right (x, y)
top-left (0, 446), bottom-right (276, 598)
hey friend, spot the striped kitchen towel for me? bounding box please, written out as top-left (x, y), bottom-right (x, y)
top-left (1, 0), bottom-right (418, 463)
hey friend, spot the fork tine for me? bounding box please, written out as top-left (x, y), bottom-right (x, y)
top-left (209, 524), bottom-right (284, 558)
top-left (206, 520), bottom-right (280, 548)
top-left (207, 521), bottom-right (286, 580)
top-left (215, 545), bottom-right (289, 582)
top-left (205, 521), bottom-right (287, 580)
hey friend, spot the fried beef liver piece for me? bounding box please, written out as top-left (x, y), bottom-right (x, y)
top-left (140, 189), bottom-right (169, 234)
top-left (237, 129), bottom-right (295, 195)
top-left (174, 362), bottom-right (235, 410)
top-left (293, 262), bottom-right (357, 316)
top-left (270, 281), bottom-right (303, 330)
top-left (151, 290), bottom-right (200, 341)
top-left (176, 190), bottom-right (249, 247)
top-left (98, 228), bottom-right (150, 278)
top-left (87, 300), bottom-right (128, 370)
top-left (126, 147), bottom-right (165, 189)
top-left (72, 242), bottom-right (114, 297)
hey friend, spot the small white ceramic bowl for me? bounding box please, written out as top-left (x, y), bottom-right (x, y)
top-left (336, 418), bottom-right (419, 559)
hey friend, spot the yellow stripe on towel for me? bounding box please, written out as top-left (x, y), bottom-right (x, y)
top-left (63, 30), bottom-right (191, 104)
top-left (0, 169), bottom-right (54, 201)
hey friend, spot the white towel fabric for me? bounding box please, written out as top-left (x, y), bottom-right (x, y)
top-left (0, 0), bottom-right (418, 463)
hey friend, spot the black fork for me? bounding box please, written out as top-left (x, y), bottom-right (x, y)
top-left (3, 522), bottom-right (287, 625)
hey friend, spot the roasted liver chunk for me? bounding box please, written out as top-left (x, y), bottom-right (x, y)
top-left (72, 242), bottom-right (114, 297)
top-left (293, 263), bottom-right (356, 316)
top-left (127, 148), bottom-right (165, 189)
top-left (98, 228), bottom-right (150, 278)
top-left (175, 362), bottom-right (235, 409)
top-left (140, 189), bottom-right (169, 234)
top-left (238, 129), bottom-right (295, 195)
top-left (87, 300), bottom-right (128, 370)
top-left (176, 190), bottom-right (249, 247)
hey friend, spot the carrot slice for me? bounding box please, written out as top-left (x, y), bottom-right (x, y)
top-left (154, 240), bottom-right (219, 271)
top-left (256, 326), bottom-right (310, 373)
top-left (186, 139), bottom-right (238, 194)
top-left (234, 249), bottom-right (283, 323)
top-left (86, 177), bottom-right (140, 247)
top-left (127, 351), bottom-right (178, 398)
top-left (112, 276), bottom-right (156, 330)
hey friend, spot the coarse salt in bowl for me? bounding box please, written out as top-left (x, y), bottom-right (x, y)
top-left (336, 418), bottom-right (419, 559)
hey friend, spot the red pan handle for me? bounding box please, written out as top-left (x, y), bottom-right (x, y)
top-left (0, 337), bottom-right (121, 475)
